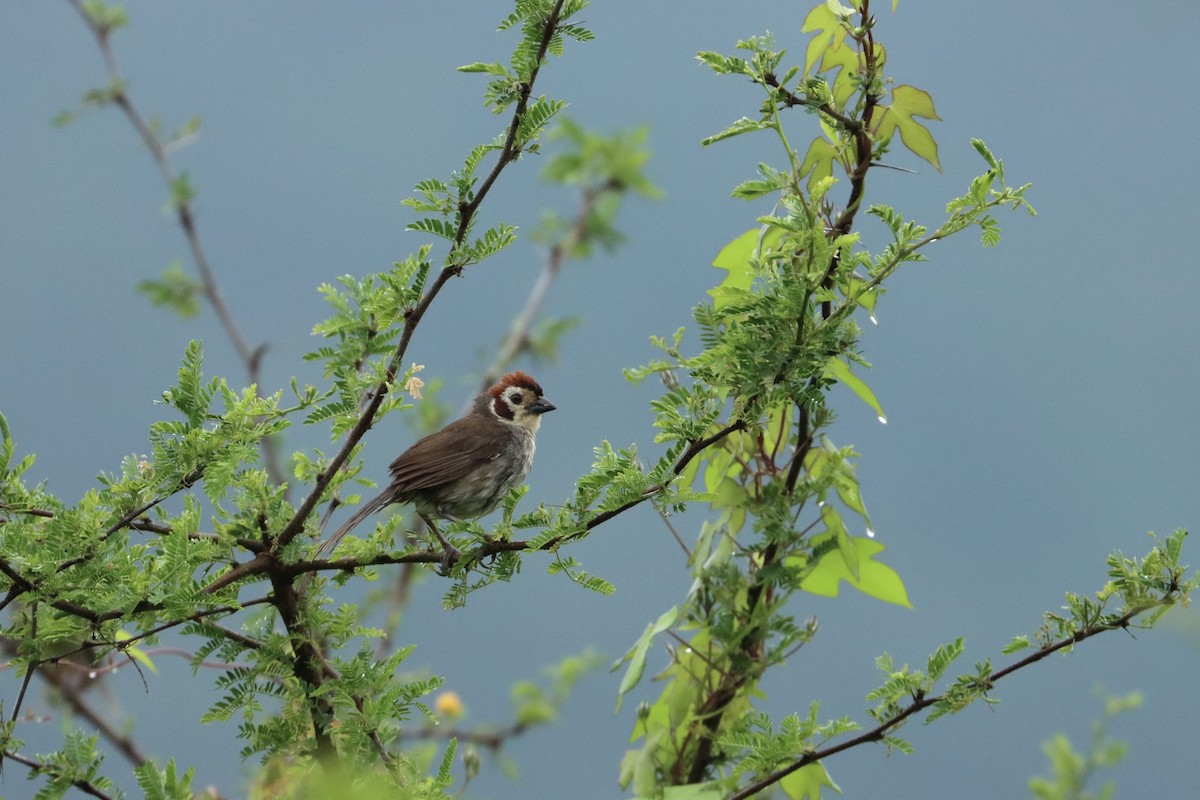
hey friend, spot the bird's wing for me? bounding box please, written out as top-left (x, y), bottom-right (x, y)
top-left (387, 418), bottom-right (509, 492)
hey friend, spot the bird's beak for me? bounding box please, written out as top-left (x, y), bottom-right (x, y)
top-left (528, 397), bottom-right (556, 415)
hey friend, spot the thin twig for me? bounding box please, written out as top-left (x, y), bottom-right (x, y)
top-left (397, 720), bottom-right (529, 751)
top-left (4, 505), bottom-right (263, 551)
top-left (36, 661), bottom-right (149, 767)
top-left (475, 185), bottom-right (604, 396)
top-left (657, 507), bottom-right (692, 559)
top-left (65, 0), bottom-right (251, 365)
top-left (64, 0), bottom-right (286, 487)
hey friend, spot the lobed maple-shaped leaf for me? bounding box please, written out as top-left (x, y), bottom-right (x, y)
top-left (873, 84), bottom-right (942, 171)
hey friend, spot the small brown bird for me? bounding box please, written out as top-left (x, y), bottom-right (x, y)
top-left (319, 371), bottom-right (555, 557)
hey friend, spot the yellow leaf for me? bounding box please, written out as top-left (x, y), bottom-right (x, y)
top-left (116, 629), bottom-right (157, 674)
top-left (781, 761), bottom-right (842, 800)
top-left (819, 505), bottom-right (860, 581)
top-left (819, 41), bottom-right (886, 108)
top-left (801, 6), bottom-right (847, 76)
top-left (873, 84), bottom-right (942, 171)
top-left (710, 227), bottom-right (784, 310)
top-left (800, 536), bottom-right (911, 607)
top-left (799, 138), bottom-right (840, 193)
top-left (710, 230), bottom-right (757, 311)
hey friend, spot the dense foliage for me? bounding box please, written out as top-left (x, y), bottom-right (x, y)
top-left (0, 1), bottom-right (1192, 798)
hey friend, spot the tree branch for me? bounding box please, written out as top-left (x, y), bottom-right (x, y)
top-left (274, 0), bottom-right (570, 554)
top-left (1, 749), bottom-right (116, 799)
top-left (726, 601), bottom-right (1167, 800)
top-left (36, 660), bottom-right (149, 768)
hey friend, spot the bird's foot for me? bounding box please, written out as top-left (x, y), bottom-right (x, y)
top-left (425, 521), bottom-right (461, 576)
top-left (420, 520), bottom-right (460, 575)
top-left (435, 541), bottom-right (461, 576)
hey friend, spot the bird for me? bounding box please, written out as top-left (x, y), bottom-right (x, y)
top-left (318, 371), bottom-right (555, 559)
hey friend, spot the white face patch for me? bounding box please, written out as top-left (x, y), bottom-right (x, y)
top-left (513, 409), bottom-right (543, 434)
top-left (507, 388), bottom-right (543, 433)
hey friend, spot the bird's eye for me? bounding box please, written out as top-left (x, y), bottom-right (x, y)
top-left (509, 392), bottom-right (523, 404)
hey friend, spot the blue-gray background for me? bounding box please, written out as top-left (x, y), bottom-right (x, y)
top-left (2, 2), bottom-right (1197, 798)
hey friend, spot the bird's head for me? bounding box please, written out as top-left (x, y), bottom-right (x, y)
top-left (486, 371), bottom-right (556, 433)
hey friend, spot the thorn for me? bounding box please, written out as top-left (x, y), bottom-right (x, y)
top-left (868, 161), bottom-right (919, 174)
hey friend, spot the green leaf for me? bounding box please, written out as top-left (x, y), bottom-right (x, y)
top-left (798, 138), bottom-right (840, 192)
top-left (1003, 635), bottom-right (1031, 655)
top-left (169, 340), bottom-right (211, 427)
top-left (613, 606), bottom-right (679, 711)
top-left (457, 61), bottom-right (509, 75)
top-left (517, 96), bottom-right (565, 141)
top-left (710, 227), bottom-right (784, 310)
top-left (116, 630), bottom-right (158, 674)
top-left (825, 0), bottom-right (856, 17)
top-left (835, 470), bottom-right (872, 532)
top-left (926, 637), bottom-right (964, 681)
top-left (820, 39), bottom-right (888, 110)
top-left (710, 230), bottom-right (758, 308)
top-left (560, 24), bottom-right (595, 43)
top-left (873, 85), bottom-right (942, 171)
top-left (731, 162), bottom-right (789, 200)
top-left (547, 556), bottom-right (616, 595)
top-left (971, 138), bottom-right (1000, 172)
top-left (465, 222), bottom-right (518, 260)
top-left (780, 761), bottom-right (841, 800)
top-left (696, 51), bottom-right (747, 76)
top-left (662, 784), bottom-right (724, 800)
top-left (824, 357), bottom-right (886, 423)
top-left (168, 171), bottom-right (196, 209)
top-left (134, 758), bottom-right (194, 800)
top-left (406, 217), bottom-right (456, 240)
top-left (136, 260), bottom-right (203, 319)
top-left (620, 730), bottom-right (667, 795)
top-left (701, 116), bottom-right (771, 147)
top-left (801, 536), bottom-right (911, 607)
top-left (801, 5), bottom-right (849, 76)
top-left (844, 277), bottom-right (878, 313)
top-left (731, 180), bottom-right (778, 200)
top-left (823, 504), bottom-right (860, 581)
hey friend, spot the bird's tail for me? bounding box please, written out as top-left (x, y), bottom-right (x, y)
top-left (316, 490), bottom-right (393, 558)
